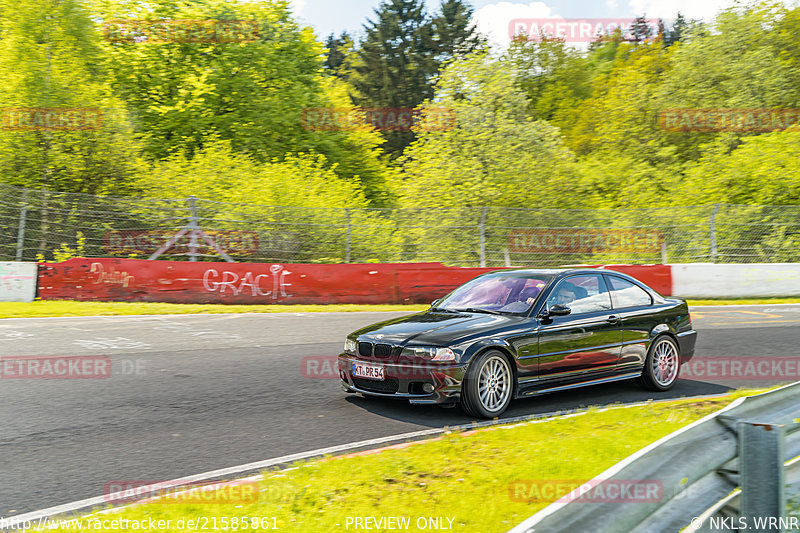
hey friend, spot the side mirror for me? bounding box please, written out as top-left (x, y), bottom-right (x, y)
top-left (430, 299), bottom-right (441, 307)
top-left (547, 304), bottom-right (572, 317)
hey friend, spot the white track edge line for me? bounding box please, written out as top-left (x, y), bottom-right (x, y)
top-left (0, 311), bottom-right (410, 321)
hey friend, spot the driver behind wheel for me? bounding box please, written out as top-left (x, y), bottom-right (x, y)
top-left (520, 283), bottom-right (544, 305)
top-left (497, 282), bottom-right (544, 313)
top-left (551, 282), bottom-right (577, 307)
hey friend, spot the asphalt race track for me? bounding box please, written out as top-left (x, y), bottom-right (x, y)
top-left (1, 305), bottom-right (799, 515)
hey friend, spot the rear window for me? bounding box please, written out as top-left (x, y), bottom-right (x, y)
top-left (607, 276), bottom-right (653, 308)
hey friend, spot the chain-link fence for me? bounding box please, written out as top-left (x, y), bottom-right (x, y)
top-left (1, 183), bottom-right (799, 266)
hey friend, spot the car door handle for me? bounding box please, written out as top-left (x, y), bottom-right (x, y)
top-left (607, 315), bottom-right (620, 324)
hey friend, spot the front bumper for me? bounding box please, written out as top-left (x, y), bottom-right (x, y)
top-left (338, 354), bottom-right (467, 405)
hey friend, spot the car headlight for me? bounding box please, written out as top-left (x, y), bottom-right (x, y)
top-left (344, 338), bottom-right (357, 354)
top-left (401, 346), bottom-right (456, 362)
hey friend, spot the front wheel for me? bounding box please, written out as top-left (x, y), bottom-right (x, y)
top-left (638, 335), bottom-right (680, 391)
top-left (461, 350), bottom-right (513, 418)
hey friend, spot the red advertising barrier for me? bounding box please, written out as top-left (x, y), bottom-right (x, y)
top-left (36, 259), bottom-right (673, 305)
top-left (36, 258), bottom-right (498, 304)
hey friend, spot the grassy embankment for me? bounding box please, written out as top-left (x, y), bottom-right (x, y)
top-left (38, 392), bottom-right (762, 533)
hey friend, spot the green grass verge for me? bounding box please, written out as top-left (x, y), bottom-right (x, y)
top-left (686, 297), bottom-right (800, 306)
top-left (39, 392), bottom-right (757, 533)
top-left (1, 297), bottom-right (798, 319)
top-left (0, 301), bottom-right (428, 318)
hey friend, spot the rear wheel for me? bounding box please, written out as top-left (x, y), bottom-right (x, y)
top-left (638, 335), bottom-right (680, 391)
top-left (461, 350), bottom-right (513, 418)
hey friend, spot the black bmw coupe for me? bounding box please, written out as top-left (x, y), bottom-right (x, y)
top-left (339, 268), bottom-right (697, 418)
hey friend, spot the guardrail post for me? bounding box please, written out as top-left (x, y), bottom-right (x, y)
top-left (16, 189), bottom-right (28, 261)
top-left (710, 204), bottom-right (721, 263)
top-left (739, 422), bottom-right (785, 531)
top-left (479, 206), bottom-right (488, 268)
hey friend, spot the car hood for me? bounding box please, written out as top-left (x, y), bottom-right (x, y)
top-left (351, 310), bottom-right (516, 346)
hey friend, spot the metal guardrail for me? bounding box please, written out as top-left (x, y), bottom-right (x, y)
top-left (686, 457), bottom-right (800, 532)
top-left (509, 382), bottom-right (800, 533)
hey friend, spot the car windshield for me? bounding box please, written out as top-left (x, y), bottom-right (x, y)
top-left (437, 273), bottom-right (552, 315)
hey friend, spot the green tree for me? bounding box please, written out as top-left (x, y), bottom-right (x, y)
top-left (562, 41), bottom-right (671, 158)
top-left (396, 51), bottom-right (577, 208)
top-left (507, 37), bottom-right (595, 132)
top-left (0, 0), bottom-right (141, 194)
top-left (655, 3), bottom-right (800, 162)
top-left (351, 0), bottom-right (431, 108)
top-left (323, 31), bottom-right (354, 81)
top-left (139, 140), bottom-right (371, 208)
top-left (663, 13), bottom-right (690, 47)
top-left (660, 5), bottom-right (799, 110)
top-left (530, 3), bottom-right (800, 169)
top-left (95, 0), bottom-right (391, 204)
top-left (430, 0), bottom-right (484, 62)
top-left (350, 0), bottom-right (483, 157)
top-left (680, 128), bottom-right (800, 205)
top-left (350, 0), bottom-right (432, 156)
top-left (630, 15), bottom-right (654, 44)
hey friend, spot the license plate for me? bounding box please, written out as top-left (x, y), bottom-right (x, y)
top-left (352, 362), bottom-right (385, 381)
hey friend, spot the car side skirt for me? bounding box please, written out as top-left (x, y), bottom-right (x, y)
top-left (517, 371), bottom-right (643, 398)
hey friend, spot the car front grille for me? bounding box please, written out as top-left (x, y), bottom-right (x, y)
top-left (357, 342), bottom-right (396, 359)
top-left (358, 341), bottom-right (372, 357)
top-left (353, 378), bottom-right (399, 394)
top-left (374, 343), bottom-right (393, 357)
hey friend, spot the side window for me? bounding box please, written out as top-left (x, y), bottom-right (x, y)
top-left (607, 276), bottom-right (653, 308)
top-left (547, 274), bottom-right (612, 314)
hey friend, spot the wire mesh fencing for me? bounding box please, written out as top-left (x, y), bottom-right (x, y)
top-left (1, 183), bottom-right (799, 266)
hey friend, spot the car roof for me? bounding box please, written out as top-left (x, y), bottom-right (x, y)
top-left (484, 268), bottom-right (609, 276)
top-left (482, 267), bottom-right (643, 282)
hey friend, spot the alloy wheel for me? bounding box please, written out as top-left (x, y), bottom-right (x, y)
top-left (477, 356), bottom-right (511, 413)
top-left (651, 338), bottom-right (679, 387)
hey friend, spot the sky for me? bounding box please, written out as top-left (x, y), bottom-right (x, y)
top-left (287, 0), bottom-right (762, 44)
